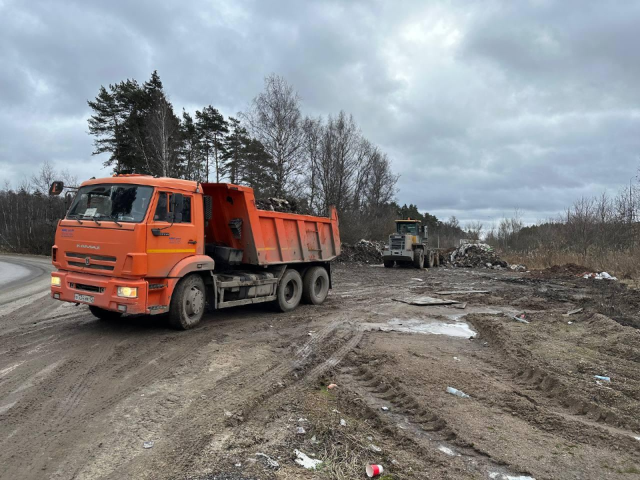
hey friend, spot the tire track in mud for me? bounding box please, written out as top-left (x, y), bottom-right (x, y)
top-left (335, 362), bottom-right (536, 480)
top-left (0, 321), bottom-right (228, 480)
top-left (110, 317), bottom-right (361, 479)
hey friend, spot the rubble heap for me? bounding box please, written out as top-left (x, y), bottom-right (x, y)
top-left (255, 197), bottom-right (298, 213)
top-left (448, 243), bottom-right (509, 269)
top-left (337, 239), bottom-right (383, 264)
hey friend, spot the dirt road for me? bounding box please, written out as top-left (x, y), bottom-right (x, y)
top-left (0, 256), bottom-right (639, 479)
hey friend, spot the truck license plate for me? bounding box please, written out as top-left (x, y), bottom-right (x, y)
top-left (74, 293), bottom-right (94, 304)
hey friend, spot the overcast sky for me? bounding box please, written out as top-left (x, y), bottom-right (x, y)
top-left (2, 0), bottom-right (639, 227)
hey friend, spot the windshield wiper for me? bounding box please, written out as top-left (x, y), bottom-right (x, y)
top-left (67, 215), bottom-right (83, 225)
top-left (96, 214), bottom-right (123, 227)
top-left (83, 216), bottom-right (101, 226)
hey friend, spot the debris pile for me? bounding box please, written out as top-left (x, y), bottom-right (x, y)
top-left (255, 197), bottom-right (298, 213)
top-left (448, 243), bottom-right (509, 269)
top-left (337, 239), bottom-right (383, 264)
top-left (528, 263), bottom-right (590, 279)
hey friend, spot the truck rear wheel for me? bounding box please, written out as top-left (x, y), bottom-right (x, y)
top-left (276, 269), bottom-right (303, 312)
top-left (383, 260), bottom-right (394, 268)
top-left (89, 306), bottom-right (122, 321)
top-left (413, 250), bottom-right (425, 269)
top-left (302, 266), bottom-right (329, 305)
top-left (169, 274), bottom-right (206, 330)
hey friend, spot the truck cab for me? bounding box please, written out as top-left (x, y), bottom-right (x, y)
top-left (382, 219), bottom-right (437, 269)
top-left (50, 175), bottom-right (340, 329)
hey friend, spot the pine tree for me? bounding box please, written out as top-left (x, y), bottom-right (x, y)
top-left (180, 110), bottom-right (204, 181)
top-left (224, 117), bottom-right (249, 184)
top-left (196, 106), bottom-right (229, 182)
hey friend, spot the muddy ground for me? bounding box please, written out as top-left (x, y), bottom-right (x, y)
top-left (0, 255), bottom-right (639, 480)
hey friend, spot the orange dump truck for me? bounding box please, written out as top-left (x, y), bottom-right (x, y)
top-left (50, 175), bottom-right (340, 329)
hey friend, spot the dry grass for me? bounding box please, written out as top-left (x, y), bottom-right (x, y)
top-left (503, 247), bottom-right (640, 281)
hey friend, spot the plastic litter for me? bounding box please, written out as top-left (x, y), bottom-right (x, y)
top-left (438, 445), bottom-right (458, 456)
top-left (583, 272), bottom-right (617, 281)
top-left (340, 418), bottom-right (347, 427)
top-left (294, 449), bottom-right (322, 470)
top-left (594, 375), bottom-right (611, 382)
top-left (296, 426), bottom-right (306, 434)
top-left (369, 443), bottom-right (382, 452)
top-left (381, 406), bottom-right (389, 411)
top-left (446, 386), bottom-right (470, 398)
top-left (366, 464), bottom-right (384, 477)
top-left (143, 441), bottom-right (154, 449)
top-left (566, 308), bottom-right (583, 316)
top-left (255, 452), bottom-right (280, 469)
top-left (327, 383), bottom-right (337, 389)
top-left (513, 313), bottom-right (530, 324)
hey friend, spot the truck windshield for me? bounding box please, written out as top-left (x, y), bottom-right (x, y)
top-left (398, 223), bottom-right (418, 234)
top-left (67, 184), bottom-right (153, 223)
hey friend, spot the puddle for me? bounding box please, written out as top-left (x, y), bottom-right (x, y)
top-left (379, 318), bottom-right (476, 338)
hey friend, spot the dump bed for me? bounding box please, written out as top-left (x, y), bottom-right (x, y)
top-left (202, 183), bottom-right (340, 266)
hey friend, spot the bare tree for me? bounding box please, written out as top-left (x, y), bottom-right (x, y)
top-left (145, 95), bottom-right (182, 177)
top-left (466, 221), bottom-right (484, 241)
top-left (242, 74), bottom-right (304, 196)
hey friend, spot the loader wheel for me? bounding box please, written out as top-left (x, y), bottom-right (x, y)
top-left (276, 269), bottom-right (303, 312)
top-left (302, 266), bottom-right (329, 305)
top-left (89, 306), bottom-right (122, 321)
top-left (413, 250), bottom-right (425, 269)
top-left (434, 253), bottom-right (440, 267)
top-left (426, 251), bottom-right (435, 268)
top-left (169, 274), bottom-right (205, 330)
top-left (383, 260), bottom-right (395, 268)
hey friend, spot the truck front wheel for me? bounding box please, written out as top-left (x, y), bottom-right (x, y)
top-left (413, 250), bottom-right (425, 269)
top-left (302, 266), bottom-right (329, 305)
top-left (276, 269), bottom-right (303, 312)
top-left (89, 306), bottom-right (122, 321)
top-left (426, 251), bottom-right (435, 268)
top-left (169, 274), bottom-right (206, 330)
top-left (383, 260), bottom-right (394, 268)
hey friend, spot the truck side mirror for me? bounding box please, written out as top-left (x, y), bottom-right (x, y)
top-left (49, 181), bottom-right (64, 196)
top-left (424, 226), bottom-right (428, 236)
top-left (169, 193), bottom-right (184, 223)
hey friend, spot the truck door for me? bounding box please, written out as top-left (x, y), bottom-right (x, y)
top-left (147, 191), bottom-right (198, 278)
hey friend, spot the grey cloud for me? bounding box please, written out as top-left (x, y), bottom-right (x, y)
top-left (1, 0), bottom-right (639, 228)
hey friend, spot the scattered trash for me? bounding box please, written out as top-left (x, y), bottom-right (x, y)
top-left (565, 308), bottom-right (583, 316)
top-left (369, 443), bottom-right (382, 452)
top-left (509, 264), bottom-right (527, 272)
top-left (512, 313), bottom-right (530, 324)
top-left (381, 406), bottom-right (389, 411)
top-left (436, 290), bottom-right (490, 295)
top-left (594, 375), bottom-right (611, 382)
top-left (410, 278), bottom-right (424, 282)
top-left (446, 386), bottom-right (471, 398)
top-left (296, 426), bottom-right (306, 434)
top-left (567, 321), bottom-right (573, 325)
top-left (583, 272), bottom-right (617, 281)
top-left (294, 449), bottom-right (323, 470)
top-left (634, 436), bottom-right (640, 441)
top-left (340, 418), bottom-right (347, 427)
top-left (298, 417), bottom-right (308, 423)
top-left (453, 356), bottom-right (460, 361)
top-left (378, 317), bottom-right (477, 338)
top-left (311, 435), bottom-right (318, 443)
top-left (143, 441), bottom-right (154, 449)
top-left (489, 474), bottom-right (536, 480)
top-left (235, 462), bottom-right (241, 467)
top-left (393, 296), bottom-right (460, 306)
top-left (331, 408), bottom-right (341, 414)
top-left (327, 383), bottom-right (337, 390)
top-left (255, 452), bottom-right (280, 469)
top-left (438, 445), bottom-right (458, 456)
top-left (366, 464), bottom-right (384, 477)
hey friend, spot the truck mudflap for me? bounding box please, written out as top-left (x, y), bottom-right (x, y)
top-left (50, 270), bottom-right (148, 314)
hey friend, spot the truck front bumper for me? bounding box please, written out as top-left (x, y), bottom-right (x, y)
top-left (50, 270), bottom-right (148, 314)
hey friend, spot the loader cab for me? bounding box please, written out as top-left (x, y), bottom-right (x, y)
top-left (395, 219), bottom-right (426, 243)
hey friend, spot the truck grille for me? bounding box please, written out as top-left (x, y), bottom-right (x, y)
top-left (66, 252), bottom-right (116, 271)
top-left (70, 283), bottom-right (105, 293)
top-left (390, 236), bottom-right (404, 250)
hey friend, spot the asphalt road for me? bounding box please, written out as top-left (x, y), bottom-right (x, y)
top-left (0, 255), bottom-right (52, 312)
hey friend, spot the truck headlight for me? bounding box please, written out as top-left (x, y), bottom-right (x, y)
top-left (51, 276), bottom-right (62, 287)
top-left (117, 286), bottom-right (138, 298)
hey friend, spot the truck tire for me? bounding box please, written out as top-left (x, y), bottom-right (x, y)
top-left (302, 266), bottom-right (330, 305)
top-left (89, 306), bottom-right (122, 321)
top-left (383, 260), bottom-right (394, 268)
top-left (276, 269), bottom-right (303, 312)
top-left (426, 251), bottom-right (435, 268)
top-left (434, 253), bottom-right (440, 267)
top-left (169, 274), bottom-right (206, 330)
top-left (413, 250), bottom-right (425, 269)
